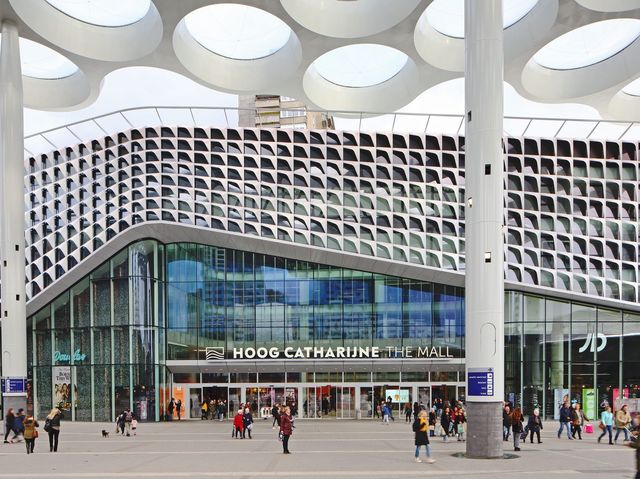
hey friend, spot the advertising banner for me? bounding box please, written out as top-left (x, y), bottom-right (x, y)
top-left (582, 388), bottom-right (596, 421)
top-left (385, 389), bottom-right (409, 403)
top-left (52, 366), bottom-right (72, 411)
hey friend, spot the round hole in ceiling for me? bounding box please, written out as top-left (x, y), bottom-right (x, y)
top-left (184, 3), bottom-right (292, 60)
top-left (313, 44), bottom-right (408, 88)
top-left (45, 0), bottom-right (151, 27)
top-left (533, 18), bottom-right (640, 70)
top-left (425, 0), bottom-right (539, 39)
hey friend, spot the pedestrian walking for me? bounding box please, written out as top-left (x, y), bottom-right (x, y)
top-left (272, 404), bottom-right (280, 429)
top-left (404, 403), bottom-right (412, 423)
top-left (527, 408), bottom-right (543, 443)
top-left (571, 403), bottom-right (588, 440)
top-left (124, 409), bottom-right (134, 437)
top-left (44, 408), bottom-right (63, 452)
top-left (11, 409), bottom-right (26, 443)
top-left (4, 408), bottom-right (15, 443)
top-left (413, 401), bottom-right (420, 422)
top-left (511, 407), bottom-right (524, 452)
top-left (233, 409), bottom-right (244, 438)
top-left (598, 406), bottom-right (614, 445)
top-left (503, 405), bottom-right (512, 441)
top-left (382, 403), bottom-right (391, 425)
top-left (615, 405), bottom-right (632, 443)
top-left (454, 406), bottom-right (466, 442)
top-left (558, 401), bottom-right (573, 439)
top-left (412, 410), bottom-right (435, 463)
top-left (23, 415), bottom-right (39, 454)
top-left (441, 407), bottom-right (451, 442)
top-left (428, 407), bottom-right (437, 437)
top-left (243, 408), bottom-right (254, 439)
top-left (280, 406), bottom-right (293, 454)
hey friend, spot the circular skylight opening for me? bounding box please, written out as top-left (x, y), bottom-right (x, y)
top-left (534, 19), bottom-right (640, 70)
top-left (0, 36), bottom-right (78, 79)
top-left (622, 77), bottom-right (640, 96)
top-left (45, 0), bottom-right (151, 27)
top-left (313, 44), bottom-right (408, 88)
top-left (425, 0), bottom-right (538, 39)
top-left (184, 4), bottom-right (292, 60)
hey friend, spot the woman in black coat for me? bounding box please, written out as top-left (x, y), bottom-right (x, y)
top-left (413, 410), bottom-right (435, 463)
top-left (440, 407), bottom-right (452, 442)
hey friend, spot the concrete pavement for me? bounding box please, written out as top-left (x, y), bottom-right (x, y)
top-left (0, 418), bottom-right (636, 478)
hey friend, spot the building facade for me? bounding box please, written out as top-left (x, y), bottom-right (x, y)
top-left (22, 126), bottom-right (640, 420)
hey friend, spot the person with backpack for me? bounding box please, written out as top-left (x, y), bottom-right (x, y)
top-left (412, 410), bottom-right (435, 463)
top-left (124, 409), bottom-right (134, 437)
top-left (44, 408), bottom-right (63, 452)
top-left (23, 415), bottom-right (39, 454)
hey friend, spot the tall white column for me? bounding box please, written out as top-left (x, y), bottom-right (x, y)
top-left (464, 0), bottom-right (505, 458)
top-left (0, 20), bottom-right (27, 409)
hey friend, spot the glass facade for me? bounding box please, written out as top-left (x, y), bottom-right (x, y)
top-left (165, 243), bottom-right (464, 360)
top-left (505, 291), bottom-right (640, 419)
top-left (29, 240), bottom-right (165, 422)
top-left (27, 239), bottom-right (639, 421)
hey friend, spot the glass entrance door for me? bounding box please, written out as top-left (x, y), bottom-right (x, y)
top-left (337, 387), bottom-right (356, 418)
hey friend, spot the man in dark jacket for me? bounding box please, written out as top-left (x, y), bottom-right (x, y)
top-left (503, 405), bottom-right (512, 441)
top-left (558, 402), bottom-right (573, 439)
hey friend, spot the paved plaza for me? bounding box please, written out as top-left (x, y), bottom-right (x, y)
top-left (0, 418), bottom-right (636, 478)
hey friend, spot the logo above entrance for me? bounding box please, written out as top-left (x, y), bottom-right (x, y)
top-left (205, 347), bottom-right (225, 361)
top-left (204, 345), bottom-right (456, 362)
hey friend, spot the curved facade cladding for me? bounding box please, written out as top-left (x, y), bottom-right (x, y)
top-left (24, 127), bottom-right (640, 312)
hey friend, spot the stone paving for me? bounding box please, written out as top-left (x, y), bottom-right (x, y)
top-left (0, 418), bottom-right (636, 478)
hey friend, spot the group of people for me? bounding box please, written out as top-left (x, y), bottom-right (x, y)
top-left (4, 407), bottom-right (63, 454)
top-left (200, 398), bottom-right (228, 421)
top-left (166, 398), bottom-right (183, 421)
top-left (232, 405), bottom-right (254, 439)
top-left (503, 404), bottom-right (543, 451)
top-left (229, 402), bottom-right (294, 454)
top-left (115, 408), bottom-right (137, 436)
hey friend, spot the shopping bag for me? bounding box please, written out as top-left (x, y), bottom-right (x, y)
top-left (584, 424), bottom-right (593, 434)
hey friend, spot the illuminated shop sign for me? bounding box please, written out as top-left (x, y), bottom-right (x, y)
top-left (205, 345), bottom-right (455, 362)
top-left (53, 349), bottom-right (87, 363)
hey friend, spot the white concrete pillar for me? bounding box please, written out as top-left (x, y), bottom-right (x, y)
top-left (464, 0), bottom-right (505, 458)
top-left (0, 20), bottom-right (27, 410)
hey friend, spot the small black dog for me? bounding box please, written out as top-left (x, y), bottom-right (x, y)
top-left (101, 429), bottom-right (109, 438)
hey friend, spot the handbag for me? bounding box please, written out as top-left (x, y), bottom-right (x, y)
top-left (33, 430), bottom-right (39, 439)
top-left (598, 422), bottom-right (606, 431)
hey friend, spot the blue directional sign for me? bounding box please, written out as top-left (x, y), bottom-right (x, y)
top-left (1, 377), bottom-right (27, 394)
top-left (467, 368), bottom-right (494, 397)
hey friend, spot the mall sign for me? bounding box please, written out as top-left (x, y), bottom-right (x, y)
top-left (205, 345), bottom-right (455, 362)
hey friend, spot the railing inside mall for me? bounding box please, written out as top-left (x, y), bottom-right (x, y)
top-left (23, 106), bottom-right (640, 158)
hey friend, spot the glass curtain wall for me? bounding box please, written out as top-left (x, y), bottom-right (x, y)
top-left (165, 243), bottom-right (465, 359)
top-left (28, 240), bottom-right (164, 421)
top-left (505, 291), bottom-right (638, 420)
